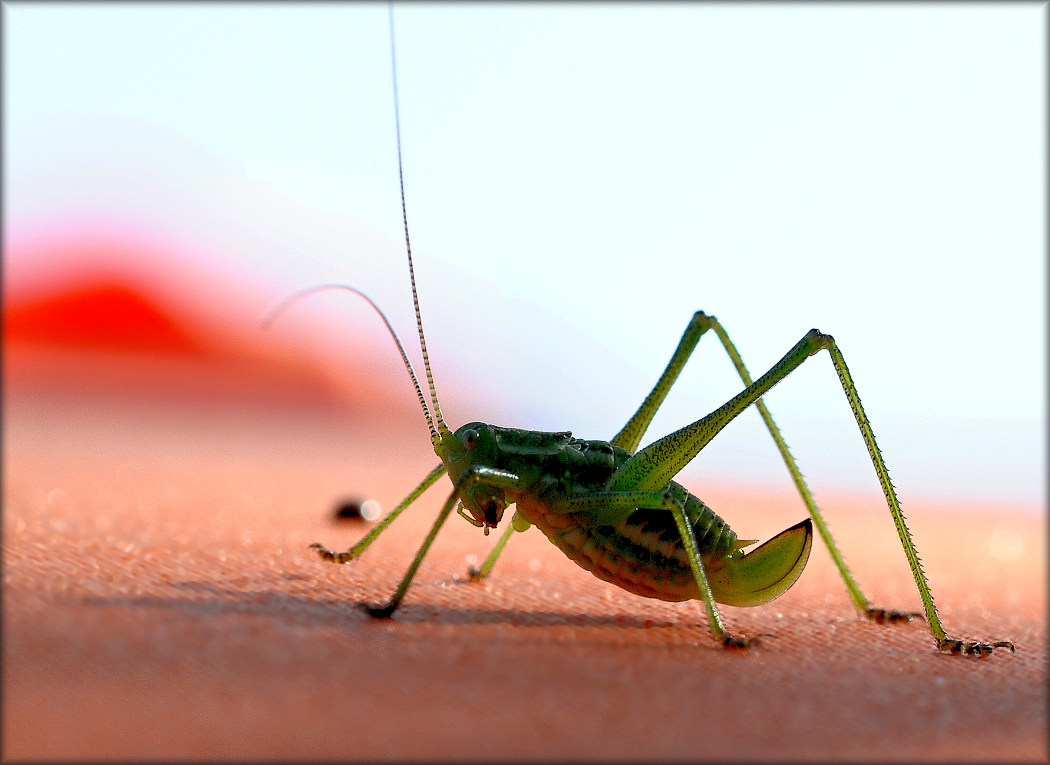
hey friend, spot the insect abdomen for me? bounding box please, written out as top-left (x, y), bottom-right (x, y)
top-left (518, 480), bottom-right (740, 603)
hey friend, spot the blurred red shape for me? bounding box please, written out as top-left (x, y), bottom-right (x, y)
top-left (2, 234), bottom-right (424, 430)
top-left (4, 279), bottom-right (210, 357)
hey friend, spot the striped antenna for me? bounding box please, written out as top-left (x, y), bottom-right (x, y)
top-left (388, 4), bottom-right (447, 438)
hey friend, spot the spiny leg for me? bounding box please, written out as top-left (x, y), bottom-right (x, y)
top-left (609, 312), bottom-right (916, 623)
top-left (702, 317), bottom-right (921, 625)
top-left (365, 485), bottom-right (461, 617)
top-left (359, 467), bottom-right (524, 617)
top-left (821, 339), bottom-right (1012, 656)
top-left (309, 462), bottom-right (449, 618)
top-left (608, 328), bottom-right (1013, 656)
top-left (611, 311), bottom-right (710, 453)
top-left (664, 492), bottom-right (754, 649)
top-left (311, 463), bottom-right (446, 563)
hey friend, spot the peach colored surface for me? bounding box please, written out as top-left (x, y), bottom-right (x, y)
top-left (3, 264), bottom-right (1047, 761)
top-left (6, 388), bottom-right (1047, 762)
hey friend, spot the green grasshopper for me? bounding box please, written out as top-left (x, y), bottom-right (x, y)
top-left (302, 9), bottom-right (1014, 657)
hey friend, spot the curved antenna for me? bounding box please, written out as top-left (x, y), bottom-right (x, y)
top-left (261, 283), bottom-right (435, 435)
top-left (388, 3), bottom-right (447, 436)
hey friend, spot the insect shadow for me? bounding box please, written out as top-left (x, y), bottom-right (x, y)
top-left (83, 582), bottom-right (692, 635)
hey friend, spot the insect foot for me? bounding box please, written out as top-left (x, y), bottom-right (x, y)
top-left (363, 602), bottom-right (397, 619)
top-left (937, 637), bottom-right (1015, 658)
top-left (864, 607), bottom-right (923, 624)
top-left (722, 634), bottom-right (765, 650)
top-left (309, 542), bottom-right (358, 564)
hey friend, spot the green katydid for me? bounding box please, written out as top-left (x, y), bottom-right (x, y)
top-left (290, 9), bottom-right (1014, 656)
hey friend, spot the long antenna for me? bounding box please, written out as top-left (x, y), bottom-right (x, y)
top-left (388, 3), bottom-right (446, 438)
top-left (261, 7), bottom-right (446, 442)
top-left (261, 283), bottom-right (434, 432)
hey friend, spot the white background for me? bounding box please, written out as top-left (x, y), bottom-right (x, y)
top-left (5, 3), bottom-right (1045, 508)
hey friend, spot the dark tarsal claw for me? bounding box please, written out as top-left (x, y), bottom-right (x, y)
top-left (363, 602), bottom-right (397, 619)
top-left (865, 607), bottom-right (923, 624)
top-left (722, 633), bottom-right (770, 650)
top-left (310, 542), bottom-right (356, 564)
top-left (938, 637), bottom-right (1015, 658)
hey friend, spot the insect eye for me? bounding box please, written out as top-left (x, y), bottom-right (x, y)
top-left (462, 429), bottom-right (479, 450)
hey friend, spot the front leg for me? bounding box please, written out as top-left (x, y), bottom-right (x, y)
top-left (363, 466), bottom-right (523, 618)
top-left (311, 463), bottom-right (446, 564)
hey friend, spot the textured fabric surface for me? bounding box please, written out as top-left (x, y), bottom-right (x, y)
top-left (4, 393), bottom-right (1045, 762)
